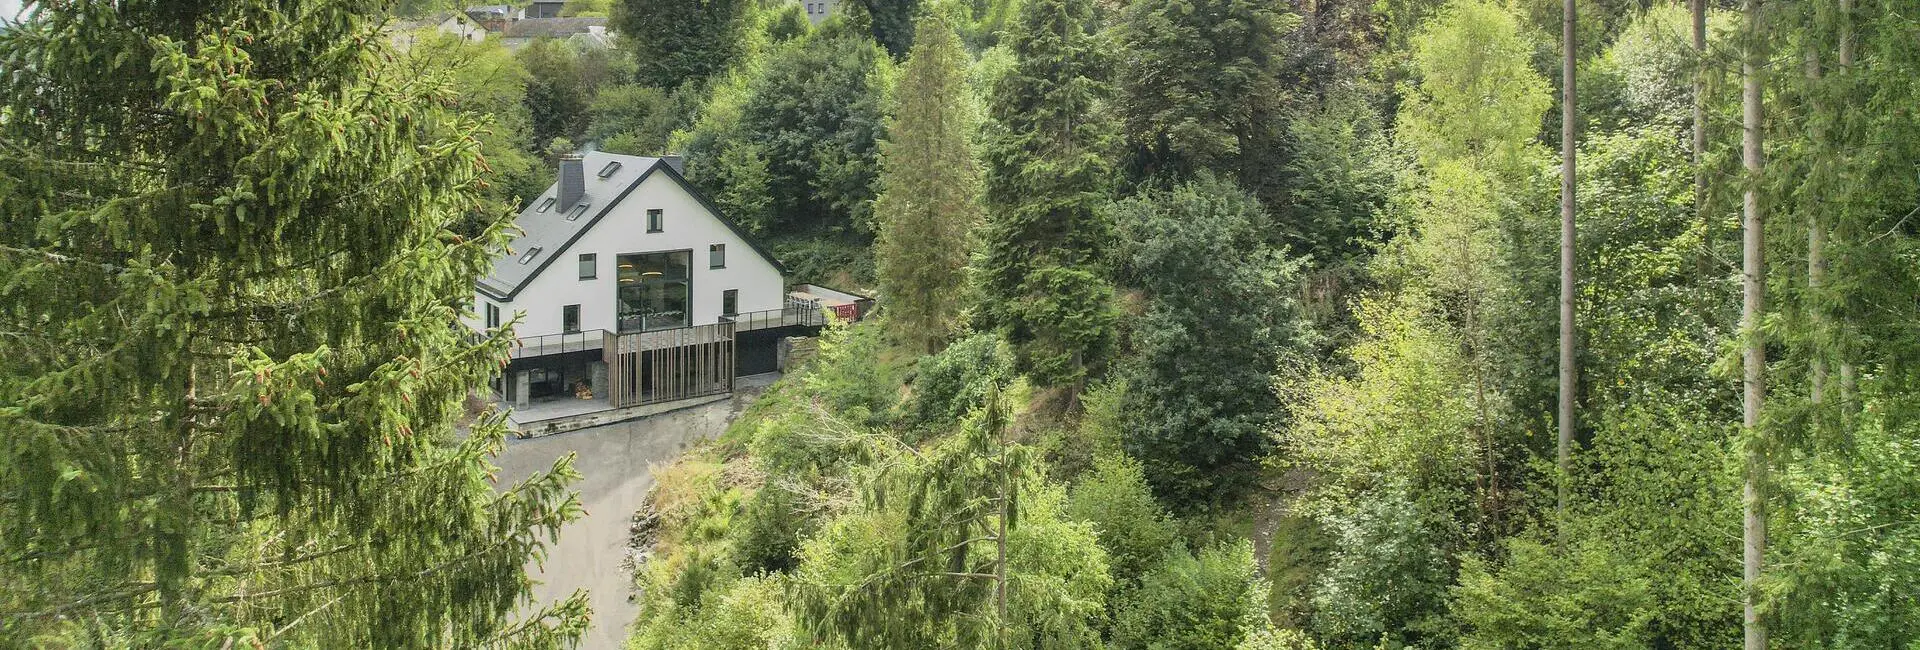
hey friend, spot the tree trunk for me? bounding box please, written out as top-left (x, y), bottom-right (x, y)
top-left (1558, 0), bottom-right (1578, 519)
top-left (1740, 1), bottom-right (1768, 648)
top-left (1808, 48), bottom-right (1826, 407)
top-left (1692, 0), bottom-right (1708, 211)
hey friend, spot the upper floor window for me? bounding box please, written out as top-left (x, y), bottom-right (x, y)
top-left (485, 302), bottom-right (501, 329)
top-left (647, 209), bottom-right (663, 233)
top-left (722, 289), bottom-right (739, 317)
top-left (578, 253), bottom-right (597, 279)
top-left (709, 243), bottom-right (726, 269)
top-left (562, 304), bottom-right (581, 333)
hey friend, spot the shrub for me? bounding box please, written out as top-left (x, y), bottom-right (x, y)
top-left (1067, 454), bottom-right (1179, 587)
top-left (899, 333), bottom-right (1015, 432)
top-left (1112, 541), bottom-right (1269, 650)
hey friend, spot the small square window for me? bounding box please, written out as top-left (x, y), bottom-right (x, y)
top-left (722, 289), bottom-right (738, 317)
top-left (578, 253), bottom-right (596, 279)
top-left (485, 303), bottom-right (501, 329)
top-left (562, 304), bottom-right (581, 333)
top-left (647, 209), bottom-right (663, 233)
top-left (709, 243), bottom-right (726, 269)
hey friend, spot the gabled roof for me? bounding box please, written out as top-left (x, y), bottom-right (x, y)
top-left (477, 152), bottom-right (786, 301)
top-left (502, 17), bottom-right (605, 38)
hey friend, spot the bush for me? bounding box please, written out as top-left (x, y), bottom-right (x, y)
top-left (1067, 454), bottom-right (1179, 588)
top-left (1452, 533), bottom-right (1656, 650)
top-left (1309, 483), bottom-right (1457, 648)
top-left (899, 333), bottom-right (1015, 432)
top-left (1112, 541), bottom-right (1269, 650)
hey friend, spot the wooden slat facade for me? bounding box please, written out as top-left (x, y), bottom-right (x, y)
top-left (602, 320), bottom-right (737, 408)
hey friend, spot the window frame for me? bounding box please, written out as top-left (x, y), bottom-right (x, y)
top-left (722, 289), bottom-right (739, 317)
top-left (485, 302), bottom-right (500, 329)
top-left (578, 253), bottom-right (597, 280)
top-left (709, 243), bottom-right (726, 269)
top-left (562, 304), bottom-right (581, 333)
top-left (646, 208), bottom-right (663, 233)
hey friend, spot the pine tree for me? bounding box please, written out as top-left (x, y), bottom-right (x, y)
top-left (875, 17), bottom-right (983, 354)
top-left (978, 0), bottom-right (1120, 390)
top-left (0, 3), bottom-right (586, 646)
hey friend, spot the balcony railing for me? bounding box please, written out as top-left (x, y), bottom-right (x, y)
top-left (508, 330), bottom-right (607, 359)
top-left (722, 295), bottom-right (830, 332)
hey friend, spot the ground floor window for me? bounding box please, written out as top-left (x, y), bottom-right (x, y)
top-left (616, 250), bottom-right (690, 331)
top-left (722, 289), bottom-right (738, 317)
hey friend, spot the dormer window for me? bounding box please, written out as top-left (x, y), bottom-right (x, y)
top-left (536, 197), bottom-right (556, 212)
top-left (597, 161), bottom-right (623, 178)
top-left (518, 246), bottom-right (542, 264)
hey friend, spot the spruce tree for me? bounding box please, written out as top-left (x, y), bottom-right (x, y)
top-left (0, 2), bottom-right (586, 646)
top-left (978, 0), bottom-right (1120, 390)
top-left (875, 17), bottom-right (982, 354)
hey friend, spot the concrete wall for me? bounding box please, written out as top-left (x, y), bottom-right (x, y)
top-left (476, 170), bottom-right (784, 337)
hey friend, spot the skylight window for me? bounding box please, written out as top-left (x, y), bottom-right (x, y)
top-left (597, 161), bottom-right (622, 178)
top-left (518, 246), bottom-right (543, 264)
top-left (566, 203), bottom-right (588, 221)
top-left (536, 197), bottom-right (556, 212)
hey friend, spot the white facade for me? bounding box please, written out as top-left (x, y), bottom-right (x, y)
top-left (468, 157), bottom-right (785, 338)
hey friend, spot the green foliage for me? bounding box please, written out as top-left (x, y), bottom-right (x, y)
top-left (854, 0), bottom-right (924, 57)
top-left (801, 320), bottom-right (903, 427)
top-left (1272, 91), bottom-right (1400, 270)
top-left (517, 38), bottom-right (633, 151)
top-left (1111, 541), bottom-right (1270, 650)
top-left (588, 83), bottom-right (694, 156)
top-left (1452, 534), bottom-right (1656, 649)
top-left (1114, 177), bottom-right (1313, 509)
top-left (403, 32), bottom-right (545, 216)
top-left (696, 22), bottom-right (889, 236)
top-left (1114, 0), bottom-right (1298, 179)
top-left (613, 0), bottom-right (753, 88)
top-left (1067, 454), bottom-right (1179, 587)
top-left (1397, 0), bottom-right (1551, 174)
top-left (0, 2), bottom-right (584, 645)
top-left (977, 0), bottom-right (1121, 388)
top-left (1308, 483), bottom-right (1457, 649)
top-left (875, 17), bottom-right (985, 353)
top-left (901, 333), bottom-right (1017, 432)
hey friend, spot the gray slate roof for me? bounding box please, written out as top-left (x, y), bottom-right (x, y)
top-left (477, 152), bottom-right (785, 300)
top-left (503, 17), bottom-right (606, 39)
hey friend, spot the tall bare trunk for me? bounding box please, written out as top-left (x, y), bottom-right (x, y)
top-left (1808, 49), bottom-right (1826, 407)
top-left (1557, 0), bottom-right (1577, 519)
top-left (1692, 0), bottom-right (1708, 210)
top-left (1837, 0), bottom-right (1857, 415)
top-left (1740, 1), bottom-right (1768, 648)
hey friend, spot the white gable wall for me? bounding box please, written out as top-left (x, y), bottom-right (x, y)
top-left (472, 170), bottom-right (784, 336)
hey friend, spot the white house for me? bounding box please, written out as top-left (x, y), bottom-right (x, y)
top-left (470, 152), bottom-right (868, 429)
top-left (387, 12), bottom-right (488, 50)
top-left (802, 0), bottom-right (840, 24)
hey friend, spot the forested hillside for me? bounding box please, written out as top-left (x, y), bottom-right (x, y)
top-left (606, 0), bottom-right (1920, 648)
top-left (2, 0), bottom-right (1916, 648)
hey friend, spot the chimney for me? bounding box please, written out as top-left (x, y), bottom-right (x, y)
top-left (558, 154), bottom-right (585, 209)
top-left (661, 155), bottom-right (685, 175)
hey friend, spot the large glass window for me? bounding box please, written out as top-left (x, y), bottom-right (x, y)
top-left (616, 251), bottom-right (690, 332)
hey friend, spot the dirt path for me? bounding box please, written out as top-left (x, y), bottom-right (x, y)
top-left (491, 375), bottom-right (776, 650)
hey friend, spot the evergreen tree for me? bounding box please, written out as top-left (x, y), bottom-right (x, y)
top-left (855, 0), bottom-right (922, 58)
top-left (612, 0), bottom-right (753, 88)
top-left (0, 2), bottom-right (586, 646)
top-left (875, 17), bottom-right (983, 353)
top-left (1114, 0), bottom-right (1297, 180)
top-left (978, 0), bottom-right (1121, 390)
top-left (735, 21), bottom-right (889, 235)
